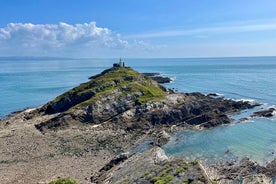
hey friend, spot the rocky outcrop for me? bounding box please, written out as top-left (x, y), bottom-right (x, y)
top-left (33, 67), bottom-right (260, 132)
top-left (143, 72), bottom-right (172, 83)
top-left (91, 147), bottom-right (207, 184)
top-left (98, 152), bottom-right (131, 172)
top-left (202, 158), bottom-right (276, 184)
top-left (35, 92), bottom-right (259, 132)
top-left (151, 130), bottom-right (171, 147)
top-left (251, 108), bottom-right (275, 118)
top-left (150, 76), bottom-right (172, 83)
top-left (207, 93), bottom-right (220, 97)
top-left (264, 159), bottom-right (276, 178)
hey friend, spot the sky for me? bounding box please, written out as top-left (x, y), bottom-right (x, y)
top-left (0, 0), bottom-right (276, 58)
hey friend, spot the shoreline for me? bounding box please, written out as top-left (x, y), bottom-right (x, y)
top-left (0, 66), bottom-right (275, 183)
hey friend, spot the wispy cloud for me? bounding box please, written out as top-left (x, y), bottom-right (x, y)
top-left (126, 23), bottom-right (276, 39)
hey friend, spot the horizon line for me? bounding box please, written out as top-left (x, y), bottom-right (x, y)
top-left (0, 55), bottom-right (276, 60)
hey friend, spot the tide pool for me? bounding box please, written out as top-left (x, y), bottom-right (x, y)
top-left (162, 117), bottom-right (276, 165)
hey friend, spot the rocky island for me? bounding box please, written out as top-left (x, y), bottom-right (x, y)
top-left (0, 65), bottom-right (275, 184)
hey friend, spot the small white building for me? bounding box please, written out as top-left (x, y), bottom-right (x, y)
top-left (113, 58), bottom-right (125, 67)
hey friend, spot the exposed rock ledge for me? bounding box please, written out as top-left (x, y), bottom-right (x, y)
top-left (92, 148), bottom-right (276, 184)
top-left (252, 107), bottom-right (275, 118)
top-left (142, 72), bottom-right (173, 83)
top-left (91, 147), bottom-right (208, 184)
top-left (201, 158), bottom-right (276, 184)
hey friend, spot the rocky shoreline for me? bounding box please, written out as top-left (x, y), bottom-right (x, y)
top-left (142, 73), bottom-right (173, 83)
top-left (0, 66), bottom-right (275, 183)
top-left (90, 147), bottom-right (276, 184)
top-left (200, 157), bottom-right (276, 184)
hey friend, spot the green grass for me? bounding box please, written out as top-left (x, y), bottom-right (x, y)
top-left (150, 176), bottom-right (162, 183)
top-left (150, 175), bottom-right (174, 184)
top-left (140, 171), bottom-right (151, 178)
top-left (135, 82), bottom-right (165, 103)
top-left (47, 66), bottom-right (166, 111)
top-left (174, 166), bottom-right (188, 176)
top-left (150, 166), bottom-right (174, 184)
top-left (162, 175), bottom-right (174, 183)
top-left (48, 178), bottom-right (79, 184)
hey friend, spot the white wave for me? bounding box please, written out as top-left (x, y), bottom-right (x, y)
top-left (206, 93), bottom-right (224, 97)
top-left (272, 109), bottom-right (276, 117)
top-left (169, 77), bottom-right (176, 83)
top-left (265, 105), bottom-right (276, 117)
top-left (229, 98), bottom-right (256, 103)
top-left (239, 99), bottom-right (255, 103)
top-left (238, 118), bottom-right (254, 123)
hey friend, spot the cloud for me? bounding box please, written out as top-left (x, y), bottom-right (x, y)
top-left (126, 23), bottom-right (276, 39)
top-left (0, 22), bottom-right (129, 56)
top-left (1, 21), bottom-right (275, 58)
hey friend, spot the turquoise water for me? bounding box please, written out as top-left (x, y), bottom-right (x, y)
top-left (0, 58), bottom-right (112, 117)
top-left (163, 118), bottom-right (276, 165)
top-left (0, 57), bottom-right (276, 164)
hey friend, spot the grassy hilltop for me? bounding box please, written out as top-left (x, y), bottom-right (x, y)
top-left (45, 66), bottom-right (166, 114)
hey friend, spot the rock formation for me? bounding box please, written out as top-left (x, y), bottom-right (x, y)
top-left (1, 66), bottom-right (270, 184)
top-left (201, 157), bottom-right (276, 184)
top-left (91, 147), bottom-right (208, 184)
top-left (252, 107), bottom-right (275, 118)
top-left (32, 66), bottom-right (258, 133)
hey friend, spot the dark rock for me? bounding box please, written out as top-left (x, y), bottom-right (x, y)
top-left (207, 93), bottom-right (220, 97)
top-left (143, 73), bottom-right (172, 83)
top-left (210, 157), bottom-right (276, 182)
top-left (37, 91), bottom-right (259, 132)
top-left (35, 67), bottom-right (260, 132)
top-left (252, 108), bottom-right (275, 118)
top-left (150, 76), bottom-right (172, 83)
top-left (239, 117), bottom-right (249, 122)
top-left (151, 131), bottom-right (171, 147)
top-left (264, 158), bottom-right (276, 177)
top-left (142, 72), bottom-right (160, 77)
top-left (92, 147), bottom-right (207, 184)
top-left (35, 113), bottom-right (75, 132)
top-left (43, 91), bottom-right (96, 114)
top-left (99, 152), bottom-right (130, 172)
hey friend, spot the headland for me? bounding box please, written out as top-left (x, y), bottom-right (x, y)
top-left (0, 64), bottom-right (275, 183)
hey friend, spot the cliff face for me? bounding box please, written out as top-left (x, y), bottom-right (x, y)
top-left (34, 66), bottom-right (257, 132)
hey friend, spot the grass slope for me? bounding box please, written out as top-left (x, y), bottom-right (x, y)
top-left (47, 67), bottom-right (166, 111)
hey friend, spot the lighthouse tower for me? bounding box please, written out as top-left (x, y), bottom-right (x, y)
top-left (113, 58), bottom-right (125, 68)
top-left (119, 58), bottom-right (125, 67)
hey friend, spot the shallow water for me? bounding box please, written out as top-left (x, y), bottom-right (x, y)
top-left (162, 118), bottom-right (276, 165)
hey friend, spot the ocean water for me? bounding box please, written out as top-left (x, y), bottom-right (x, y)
top-left (0, 57), bottom-right (276, 164)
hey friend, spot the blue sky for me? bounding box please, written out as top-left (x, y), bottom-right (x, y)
top-left (0, 0), bottom-right (276, 58)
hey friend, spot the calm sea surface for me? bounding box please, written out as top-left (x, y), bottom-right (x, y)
top-left (0, 57), bottom-right (275, 164)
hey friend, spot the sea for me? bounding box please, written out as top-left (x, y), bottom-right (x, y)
top-left (0, 57), bottom-right (276, 165)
